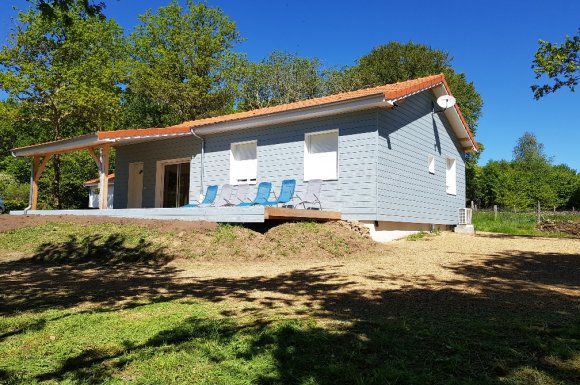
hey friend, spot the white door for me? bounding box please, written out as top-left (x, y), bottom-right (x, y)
top-left (127, 162), bottom-right (144, 208)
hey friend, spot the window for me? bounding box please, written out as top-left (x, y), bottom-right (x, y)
top-left (304, 130), bottom-right (338, 181)
top-left (230, 140), bottom-right (257, 184)
top-left (446, 157), bottom-right (457, 195)
top-left (428, 154), bottom-right (435, 174)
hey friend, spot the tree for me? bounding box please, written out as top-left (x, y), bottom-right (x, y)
top-left (28, 0), bottom-right (105, 21)
top-left (512, 131), bottom-right (551, 165)
top-left (0, 3), bottom-right (128, 208)
top-left (239, 51), bottom-right (325, 111)
top-left (510, 132), bottom-right (557, 212)
top-left (532, 28), bottom-right (580, 99)
top-left (128, 0), bottom-right (244, 123)
top-left (326, 42), bottom-right (483, 132)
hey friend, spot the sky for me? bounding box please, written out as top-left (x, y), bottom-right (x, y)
top-left (1, 0), bottom-right (578, 170)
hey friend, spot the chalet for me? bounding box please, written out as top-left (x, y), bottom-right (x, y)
top-left (11, 74), bottom-right (477, 239)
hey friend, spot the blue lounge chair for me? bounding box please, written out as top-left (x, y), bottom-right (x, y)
top-left (264, 179), bottom-right (296, 206)
top-left (238, 182), bottom-right (272, 206)
top-left (200, 184), bottom-right (232, 207)
top-left (182, 185), bottom-right (218, 207)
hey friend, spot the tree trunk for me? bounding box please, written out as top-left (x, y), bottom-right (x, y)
top-left (52, 154), bottom-right (62, 209)
top-left (537, 200), bottom-right (541, 224)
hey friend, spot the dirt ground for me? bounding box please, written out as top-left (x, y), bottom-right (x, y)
top-left (0, 214), bottom-right (578, 320)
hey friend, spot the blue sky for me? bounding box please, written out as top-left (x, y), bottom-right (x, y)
top-left (1, 0), bottom-right (578, 169)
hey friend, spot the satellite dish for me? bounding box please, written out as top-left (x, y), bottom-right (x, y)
top-left (436, 95), bottom-right (456, 110)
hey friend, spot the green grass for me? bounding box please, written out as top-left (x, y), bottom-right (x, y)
top-left (0, 222), bottom-right (159, 253)
top-left (472, 211), bottom-right (580, 236)
top-left (1, 299), bottom-right (578, 385)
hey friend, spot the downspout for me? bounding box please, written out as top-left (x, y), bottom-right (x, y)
top-left (12, 151), bottom-right (33, 214)
top-left (190, 128), bottom-right (205, 200)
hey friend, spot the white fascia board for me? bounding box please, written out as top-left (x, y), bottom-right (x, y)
top-left (191, 94), bottom-right (388, 136)
top-left (431, 85), bottom-right (477, 152)
top-left (113, 132), bottom-right (192, 146)
top-left (11, 133), bottom-right (110, 157)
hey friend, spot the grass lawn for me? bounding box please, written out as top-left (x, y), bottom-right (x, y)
top-left (0, 218), bottom-right (578, 385)
top-left (472, 211), bottom-right (580, 236)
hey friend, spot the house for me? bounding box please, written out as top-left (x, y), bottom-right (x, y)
top-left (84, 174), bottom-right (114, 209)
top-left (10, 74), bottom-right (477, 237)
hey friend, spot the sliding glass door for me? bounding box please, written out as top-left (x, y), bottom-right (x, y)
top-left (161, 162), bottom-right (190, 208)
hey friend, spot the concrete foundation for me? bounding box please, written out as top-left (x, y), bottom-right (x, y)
top-left (361, 221), bottom-right (454, 242)
top-left (454, 224), bottom-right (475, 234)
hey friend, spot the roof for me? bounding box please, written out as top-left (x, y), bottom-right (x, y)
top-left (11, 73), bottom-right (477, 157)
top-left (84, 173), bottom-right (115, 187)
top-left (179, 73), bottom-right (449, 128)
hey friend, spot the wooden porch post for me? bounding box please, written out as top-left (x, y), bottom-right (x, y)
top-left (99, 144), bottom-right (110, 210)
top-left (30, 154), bottom-right (52, 210)
top-left (87, 146), bottom-right (108, 210)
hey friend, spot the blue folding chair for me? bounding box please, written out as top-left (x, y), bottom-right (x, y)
top-left (182, 185), bottom-right (218, 207)
top-left (264, 179), bottom-right (296, 206)
top-left (238, 182), bottom-right (272, 206)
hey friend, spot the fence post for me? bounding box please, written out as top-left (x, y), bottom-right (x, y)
top-left (537, 200), bottom-right (541, 224)
top-left (494, 205), bottom-right (497, 221)
top-left (471, 200), bottom-right (474, 210)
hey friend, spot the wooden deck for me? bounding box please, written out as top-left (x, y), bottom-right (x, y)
top-left (264, 207), bottom-right (341, 221)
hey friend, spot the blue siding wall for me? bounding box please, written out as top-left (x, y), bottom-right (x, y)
top-left (377, 91), bottom-right (466, 224)
top-left (113, 92), bottom-right (467, 225)
top-left (114, 136), bottom-right (201, 208)
top-left (202, 111), bottom-right (377, 220)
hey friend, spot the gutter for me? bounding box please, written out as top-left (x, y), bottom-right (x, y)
top-left (190, 128), bottom-right (205, 200)
top-left (24, 157), bottom-right (33, 214)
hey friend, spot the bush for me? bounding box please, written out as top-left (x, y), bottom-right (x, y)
top-left (4, 199), bottom-right (28, 212)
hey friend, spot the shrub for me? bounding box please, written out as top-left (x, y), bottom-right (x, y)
top-left (4, 199), bottom-right (28, 212)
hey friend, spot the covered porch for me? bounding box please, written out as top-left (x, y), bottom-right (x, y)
top-left (10, 126), bottom-right (193, 211)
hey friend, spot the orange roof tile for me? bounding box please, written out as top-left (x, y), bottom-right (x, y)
top-left (99, 73), bottom-right (476, 150)
top-left (182, 73), bottom-right (448, 128)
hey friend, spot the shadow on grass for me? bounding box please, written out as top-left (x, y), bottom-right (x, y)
top-left (0, 233), bottom-right (175, 315)
top-left (0, 240), bottom-right (579, 384)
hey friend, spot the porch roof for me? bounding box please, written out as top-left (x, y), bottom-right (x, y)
top-left (11, 126), bottom-right (192, 157)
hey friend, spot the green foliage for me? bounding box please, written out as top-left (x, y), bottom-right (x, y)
top-left (128, 0), bottom-right (244, 122)
top-left (213, 223), bottom-right (239, 242)
top-left (532, 28), bottom-right (580, 99)
top-left (32, 0), bottom-right (105, 22)
top-left (406, 231), bottom-right (429, 241)
top-left (326, 42), bottom-right (483, 134)
top-left (0, 172), bottom-right (29, 204)
top-left (473, 211), bottom-right (580, 236)
top-left (0, 2), bottom-right (128, 208)
top-left (239, 51), bottom-right (326, 111)
top-left (473, 133), bottom-right (578, 210)
top-left (3, 199), bottom-right (28, 211)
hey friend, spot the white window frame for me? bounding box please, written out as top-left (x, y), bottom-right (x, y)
top-left (304, 129), bottom-right (339, 181)
top-left (428, 154), bottom-right (435, 174)
top-left (230, 140), bottom-right (258, 185)
top-left (446, 156), bottom-right (457, 195)
top-left (155, 157), bottom-right (191, 208)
